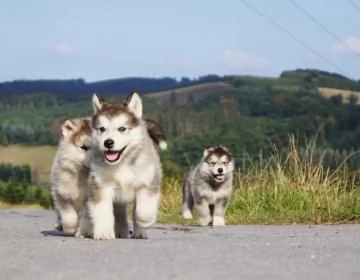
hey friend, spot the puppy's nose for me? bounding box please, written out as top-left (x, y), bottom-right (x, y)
top-left (104, 139), bottom-right (114, 149)
top-left (217, 168), bottom-right (223, 173)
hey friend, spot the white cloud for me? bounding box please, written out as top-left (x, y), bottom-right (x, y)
top-left (51, 42), bottom-right (77, 56)
top-left (333, 36), bottom-right (360, 54)
top-left (220, 49), bottom-right (269, 70)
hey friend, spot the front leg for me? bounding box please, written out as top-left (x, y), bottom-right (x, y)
top-left (88, 183), bottom-right (115, 240)
top-left (54, 208), bottom-right (63, 231)
top-left (75, 205), bottom-right (93, 238)
top-left (195, 198), bottom-right (212, 226)
top-left (55, 195), bottom-right (78, 236)
top-left (212, 198), bottom-right (229, 226)
top-left (132, 188), bottom-right (160, 239)
top-left (113, 202), bottom-right (129, 238)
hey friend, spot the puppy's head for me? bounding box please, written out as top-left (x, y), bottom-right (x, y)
top-left (91, 92), bottom-right (143, 165)
top-left (60, 118), bottom-right (92, 166)
top-left (201, 145), bottom-right (235, 182)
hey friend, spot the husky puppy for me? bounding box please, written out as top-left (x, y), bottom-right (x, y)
top-left (51, 115), bottom-right (167, 236)
top-left (84, 92), bottom-right (162, 240)
top-left (50, 117), bottom-right (93, 236)
top-left (182, 146), bottom-right (235, 226)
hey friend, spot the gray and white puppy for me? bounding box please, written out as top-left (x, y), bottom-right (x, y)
top-left (80, 92), bottom-right (163, 240)
top-left (50, 117), bottom-right (92, 236)
top-left (182, 146), bottom-right (235, 226)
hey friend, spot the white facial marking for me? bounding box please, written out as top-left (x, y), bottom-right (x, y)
top-left (93, 113), bottom-right (143, 164)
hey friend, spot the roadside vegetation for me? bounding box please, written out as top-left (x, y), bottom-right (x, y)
top-left (159, 136), bottom-right (360, 224)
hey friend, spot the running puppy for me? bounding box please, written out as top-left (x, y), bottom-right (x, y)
top-left (182, 146), bottom-right (235, 226)
top-left (50, 114), bottom-right (166, 236)
top-left (50, 117), bottom-right (92, 236)
top-left (86, 92), bottom-right (162, 240)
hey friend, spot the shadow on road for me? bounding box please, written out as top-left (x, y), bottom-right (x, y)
top-left (40, 230), bottom-right (72, 237)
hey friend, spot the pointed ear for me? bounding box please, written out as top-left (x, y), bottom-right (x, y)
top-left (126, 91), bottom-right (142, 118)
top-left (203, 147), bottom-right (214, 158)
top-left (92, 93), bottom-right (104, 113)
top-left (61, 119), bottom-right (77, 137)
top-left (221, 145), bottom-right (234, 157)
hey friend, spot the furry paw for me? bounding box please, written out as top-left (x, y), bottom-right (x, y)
top-left (182, 209), bottom-right (193, 220)
top-left (93, 229), bottom-right (115, 240)
top-left (62, 226), bottom-right (77, 236)
top-left (212, 216), bottom-right (225, 226)
top-left (115, 226), bottom-right (130, 239)
top-left (76, 216), bottom-right (93, 238)
top-left (132, 224), bottom-right (148, 239)
top-left (54, 223), bottom-right (63, 232)
top-left (199, 216), bottom-right (212, 226)
top-left (75, 228), bottom-right (92, 238)
top-left (131, 232), bottom-right (148, 239)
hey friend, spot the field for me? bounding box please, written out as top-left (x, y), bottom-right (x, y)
top-left (318, 87), bottom-right (360, 104)
top-left (0, 145), bottom-right (56, 185)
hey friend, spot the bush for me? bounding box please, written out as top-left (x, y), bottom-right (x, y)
top-left (0, 180), bottom-right (52, 207)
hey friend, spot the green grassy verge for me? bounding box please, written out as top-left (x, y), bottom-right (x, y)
top-left (158, 136), bottom-right (360, 225)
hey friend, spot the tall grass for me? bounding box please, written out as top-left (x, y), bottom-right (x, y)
top-left (158, 135), bottom-right (360, 224)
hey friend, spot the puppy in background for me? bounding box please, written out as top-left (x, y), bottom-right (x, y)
top-left (182, 146), bottom-right (235, 226)
top-left (50, 117), bottom-right (92, 236)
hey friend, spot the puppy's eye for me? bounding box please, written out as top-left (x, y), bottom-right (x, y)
top-left (223, 162), bottom-right (228, 166)
top-left (98, 127), bottom-right (106, 132)
top-left (80, 145), bottom-right (89, 151)
top-left (209, 162), bottom-right (216, 166)
top-left (118, 127), bottom-right (126, 132)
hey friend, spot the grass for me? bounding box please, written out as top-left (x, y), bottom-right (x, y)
top-left (0, 201), bottom-right (42, 209)
top-left (158, 135), bottom-right (360, 225)
top-left (0, 144), bottom-right (56, 184)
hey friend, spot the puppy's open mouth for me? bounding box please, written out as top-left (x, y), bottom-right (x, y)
top-left (104, 146), bottom-right (127, 163)
top-left (213, 174), bottom-right (225, 182)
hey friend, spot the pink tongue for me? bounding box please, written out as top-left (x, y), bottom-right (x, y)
top-left (105, 152), bottom-right (119, 161)
top-left (216, 174), bottom-right (225, 180)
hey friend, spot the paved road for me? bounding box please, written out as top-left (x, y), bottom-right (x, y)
top-left (0, 209), bottom-right (360, 280)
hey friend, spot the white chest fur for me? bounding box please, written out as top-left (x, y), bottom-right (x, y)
top-left (202, 187), bottom-right (232, 204)
top-left (94, 163), bottom-right (156, 203)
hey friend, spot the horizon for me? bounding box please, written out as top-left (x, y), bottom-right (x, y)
top-left (0, 67), bottom-right (356, 84)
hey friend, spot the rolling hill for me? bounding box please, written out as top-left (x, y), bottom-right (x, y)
top-left (145, 82), bottom-right (236, 105)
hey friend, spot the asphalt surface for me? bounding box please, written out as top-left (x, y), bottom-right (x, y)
top-left (0, 209), bottom-right (360, 280)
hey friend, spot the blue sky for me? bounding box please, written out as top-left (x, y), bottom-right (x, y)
top-left (0, 0), bottom-right (359, 82)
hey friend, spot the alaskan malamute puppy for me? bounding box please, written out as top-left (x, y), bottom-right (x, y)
top-left (182, 146), bottom-right (235, 226)
top-left (51, 114), bottom-right (167, 236)
top-left (85, 92), bottom-right (162, 240)
top-left (50, 117), bottom-right (93, 236)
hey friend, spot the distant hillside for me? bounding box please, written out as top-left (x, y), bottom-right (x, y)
top-left (146, 82), bottom-right (236, 105)
top-left (0, 75), bottom-right (222, 101)
top-left (0, 68), bottom-right (358, 106)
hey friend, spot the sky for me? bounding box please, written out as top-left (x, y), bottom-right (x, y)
top-left (0, 0), bottom-right (359, 82)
